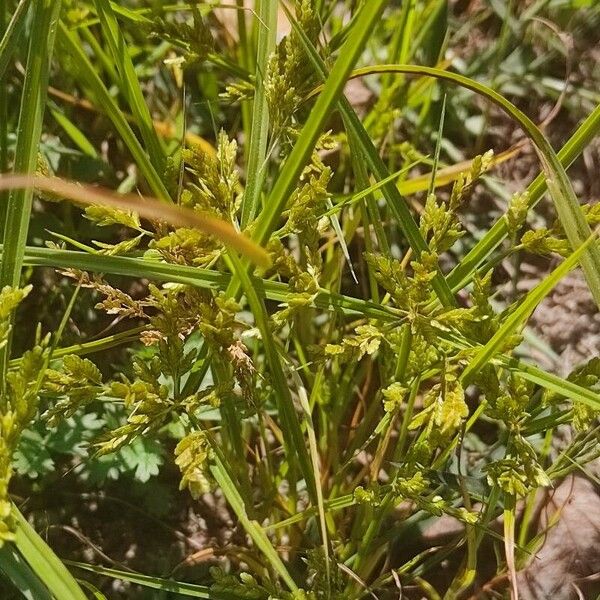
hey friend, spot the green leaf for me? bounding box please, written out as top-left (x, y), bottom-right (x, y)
top-left (13, 430), bottom-right (55, 479)
top-left (92, 0), bottom-right (166, 175)
top-left (0, 0), bottom-right (61, 362)
top-left (0, 0), bottom-right (31, 81)
top-left (10, 506), bottom-right (87, 600)
top-left (0, 544), bottom-right (53, 600)
top-left (211, 456), bottom-right (298, 593)
top-left (120, 437), bottom-right (163, 483)
top-left (56, 21), bottom-right (171, 202)
top-left (284, 5), bottom-right (456, 308)
top-left (240, 0), bottom-right (277, 227)
top-left (66, 561), bottom-right (221, 598)
top-left (461, 226), bottom-right (600, 385)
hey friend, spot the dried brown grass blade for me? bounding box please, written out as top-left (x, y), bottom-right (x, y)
top-left (0, 174), bottom-right (270, 267)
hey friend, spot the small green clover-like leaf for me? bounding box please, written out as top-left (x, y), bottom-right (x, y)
top-left (121, 437), bottom-right (163, 483)
top-left (13, 429), bottom-right (55, 479)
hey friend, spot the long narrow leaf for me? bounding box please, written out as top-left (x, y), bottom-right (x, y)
top-left (240, 0), bottom-right (277, 227)
top-left (448, 102), bottom-right (600, 292)
top-left (250, 0), bottom-right (388, 247)
top-left (0, 0), bottom-right (61, 386)
top-left (211, 457), bottom-right (298, 592)
top-left (0, 545), bottom-right (53, 600)
top-left (93, 0), bottom-right (166, 175)
top-left (67, 561), bottom-right (219, 599)
top-left (326, 65), bottom-right (600, 308)
top-left (56, 21), bottom-right (171, 202)
top-left (11, 506), bottom-right (87, 600)
top-left (0, 175), bottom-right (270, 267)
top-left (284, 5), bottom-right (456, 307)
top-left (0, 0), bottom-right (30, 80)
top-left (461, 226), bottom-right (600, 384)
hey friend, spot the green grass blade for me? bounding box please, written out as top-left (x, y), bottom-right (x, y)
top-left (0, 0), bottom-right (61, 382)
top-left (0, 545), bottom-right (53, 600)
top-left (66, 561), bottom-right (220, 598)
top-left (251, 0), bottom-right (388, 247)
top-left (56, 21), bottom-right (171, 202)
top-left (225, 252), bottom-right (317, 501)
top-left (211, 456), bottom-right (298, 593)
top-left (447, 102), bottom-right (600, 292)
top-left (0, 0), bottom-right (60, 288)
top-left (461, 227), bottom-right (600, 385)
top-left (340, 65), bottom-right (600, 307)
top-left (285, 6), bottom-right (457, 308)
top-left (18, 245), bottom-right (600, 411)
top-left (11, 506), bottom-right (87, 600)
top-left (14, 245), bottom-right (399, 321)
top-left (290, 368), bottom-right (331, 584)
top-left (0, 0), bottom-right (30, 80)
top-left (92, 0), bottom-right (166, 176)
top-left (240, 0), bottom-right (277, 227)
top-left (496, 356), bottom-right (600, 410)
top-left (50, 107), bottom-right (98, 157)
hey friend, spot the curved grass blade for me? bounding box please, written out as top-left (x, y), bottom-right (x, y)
top-left (66, 561), bottom-right (220, 598)
top-left (447, 102), bottom-right (600, 292)
top-left (0, 175), bottom-right (270, 268)
top-left (56, 21), bottom-right (171, 202)
top-left (11, 506), bottom-right (87, 600)
top-left (315, 64), bottom-right (600, 308)
top-left (461, 227), bottom-right (600, 384)
top-left (284, 5), bottom-right (456, 307)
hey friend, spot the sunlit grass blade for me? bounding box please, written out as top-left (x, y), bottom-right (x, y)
top-left (447, 102), bottom-right (600, 292)
top-left (66, 561), bottom-right (220, 598)
top-left (285, 5), bottom-right (456, 308)
top-left (0, 175), bottom-right (270, 267)
top-left (326, 160), bottom-right (422, 217)
top-left (93, 0), bottom-right (166, 175)
top-left (0, 544), bottom-right (53, 600)
top-left (250, 0), bottom-right (388, 247)
top-left (240, 0), bottom-right (277, 228)
top-left (15, 245), bottom-right (399, 321)
top-left (0, 0), bottom-right (60, 289)
top-left (332, 64), bottom-right (600, 307)
top-left (461, 226), bottom-right (600, 385)
top-left (11, 505), bottom-right (87, 600)
top-left (397, 144), bottom-right (523, 197)
top-left (496, 357), bottom-right (600, 410)
top-left (0, 0), bottom-right (61, 388)
top-left (56, 21), bottom-right (171, 202)
top-left (211, 457), bottom-right (298, 593)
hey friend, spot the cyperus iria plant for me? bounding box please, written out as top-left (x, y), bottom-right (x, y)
top-left (0, 1), bottom-right (599, 599)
